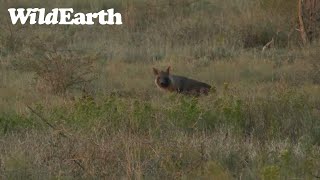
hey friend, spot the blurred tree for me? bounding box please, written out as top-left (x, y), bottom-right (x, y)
top-left (298, 0), bottom-right (320, 44)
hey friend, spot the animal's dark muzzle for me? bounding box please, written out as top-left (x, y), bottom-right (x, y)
top-left (159, 78), bottom-right (170, 88)
top-left (160, 82), bottom-right (169, 88)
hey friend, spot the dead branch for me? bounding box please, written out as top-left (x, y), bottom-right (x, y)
top-left (298, 0), bottom-right (309, 45)
top-left (26, 105), bottom-right (86, 172)
top-left (262, 38), bottom-right (274, 52)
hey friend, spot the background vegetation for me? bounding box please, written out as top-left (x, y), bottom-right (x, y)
top-left (0, 0), bottom-right (319, 179)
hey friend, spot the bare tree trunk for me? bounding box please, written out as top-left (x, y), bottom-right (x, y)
top-left (298, 0), bottom-right (309, 45)
top-left (298, 0), bottom-right (320, 45)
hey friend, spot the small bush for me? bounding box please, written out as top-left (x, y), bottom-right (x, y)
top-left (13, 39), bottom-right (97, 95)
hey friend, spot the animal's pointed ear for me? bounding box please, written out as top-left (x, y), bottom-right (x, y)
top-left (153, 68), bottom-right (159, 75)
top-left (166, 66), bottom-right (171, 74)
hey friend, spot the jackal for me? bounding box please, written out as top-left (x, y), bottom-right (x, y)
top-left (153, 66), bottom-right (211, 96)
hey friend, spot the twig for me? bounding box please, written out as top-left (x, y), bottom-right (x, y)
top-left (26, 105), bottom-right (86, 171)
top-left (26, 105), bottom-right (58, 131)
top-left (262, 38), bottom-right (274, 52)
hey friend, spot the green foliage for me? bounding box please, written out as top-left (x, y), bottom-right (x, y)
top-left (0, 0), bottom-right (319, 179)
top-left (168, 97), bottom-right (202, 131)
top-left (0, 88), bottom-right (319, 178)
top-left (261, 165), bottom-right (280, 180)
top-left (0, 112), bottom-right (35, 134)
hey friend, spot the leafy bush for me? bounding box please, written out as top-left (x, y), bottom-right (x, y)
top-left (12, 39), bottom-right (97, 95)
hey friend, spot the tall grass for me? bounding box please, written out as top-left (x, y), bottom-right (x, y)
top-left (0, 0), bottom-right (320, 179)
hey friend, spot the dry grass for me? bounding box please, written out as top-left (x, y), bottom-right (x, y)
top-left (0, 0), bottom-right (320, 179)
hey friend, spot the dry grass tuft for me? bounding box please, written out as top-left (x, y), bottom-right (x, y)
top-left (0, 0), bottom-right (320, 179)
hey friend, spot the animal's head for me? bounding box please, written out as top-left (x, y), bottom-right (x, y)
top-left (153, 66), bottom-right (171, 89)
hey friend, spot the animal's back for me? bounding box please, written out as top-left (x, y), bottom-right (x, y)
top-left (170, 75), bottom-right (211, 93)
top-left (152, 66), bottom-right (212, 96)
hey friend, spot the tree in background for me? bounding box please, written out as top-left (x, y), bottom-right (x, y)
top-left (298, 0), bottom-right (320, 44)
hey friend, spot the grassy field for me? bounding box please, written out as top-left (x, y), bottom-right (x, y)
top-left (0, 0), bottom-right (320, 179)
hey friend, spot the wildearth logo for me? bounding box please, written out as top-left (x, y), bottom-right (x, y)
top-left (8, 8), bottom-right (122, 25)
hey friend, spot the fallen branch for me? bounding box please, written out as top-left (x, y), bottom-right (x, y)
top-left (26, 105), bottom-right (86, 171)
top-left (262, 38), bottom-right (274, 52)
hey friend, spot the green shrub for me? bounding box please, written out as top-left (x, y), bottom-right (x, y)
top-left (0, 112), bottom-right (34, 134)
